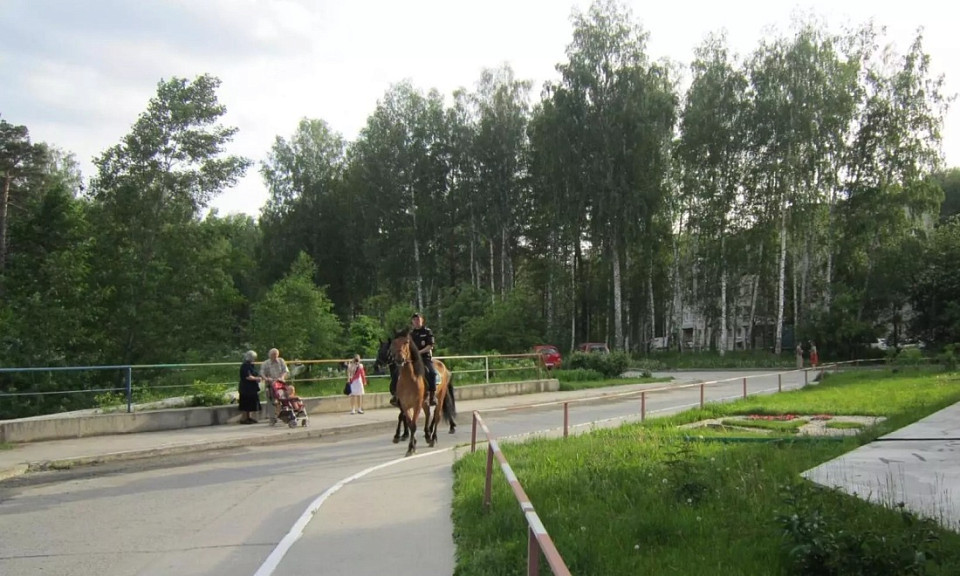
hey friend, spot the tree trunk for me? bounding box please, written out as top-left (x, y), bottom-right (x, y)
top-left (412, 217), bottom-right (424, 313)
top-left (719, 236), bottom-right (728, 356)
top-left (570, 243), bottom-right (579, 352)
top-left (612, 240), bottom-right (623, 350)
top-left (648, 256), bottom-right (656, 350)
top-left (0, 174), bottom-right (10, 274)
top-left (489, 239), bottom-right (495, 305)
top-left (470, 220), bottom-right (477, 289)
top-left (748, 242), bottom-right (762, 350)
top-left (775, 199), bottom-right (787, 355)
top-left (500, 227), bottom-right (507, 300)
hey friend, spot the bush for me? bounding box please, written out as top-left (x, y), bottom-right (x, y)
top-left (938, 343), bottom-right (959, 370)
top-left (778, 483), bottom-right (942, 576)
top-left (568, 351), bottom-right (629, 378)
top-left (190, 381), bottom-right (230, 407)
top-left (893, 348), bottom-right (925, 367)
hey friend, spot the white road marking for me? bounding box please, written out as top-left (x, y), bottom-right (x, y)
top-left (253, 446), bottom-right (454, 576)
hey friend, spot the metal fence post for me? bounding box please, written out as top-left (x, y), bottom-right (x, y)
top-left (528, 527), bottom-right (541, 576)
top-left (699, 383), bottom-right (705, 408)
top-left (641, 391), bottom-right (646, 421)
top-left (125, 366), bottom-right (133, 413)
top-left (563, 402), bottom-right (569, 438)
top-left (804, 369), bottom-right (808, 386)
top-left (778, 373), bottom-right (782, 393)
top-left (742, 377), bottom-right (747, 399)
top-left (471, 412), bottom-right (478, 453)
top-left (485, 356), bottom-right (490, 385)
top-left (483, 444), bottom-right (494, 511)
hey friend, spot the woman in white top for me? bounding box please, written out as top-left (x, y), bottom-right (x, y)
top-left (347, 354), bottom-right (367, 414)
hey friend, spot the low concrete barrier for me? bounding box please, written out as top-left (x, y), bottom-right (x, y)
top-left (0, 379), bottom-right (559, 443)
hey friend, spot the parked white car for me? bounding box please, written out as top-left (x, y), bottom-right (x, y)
top-left (870, 338), bottom-right (888, 351)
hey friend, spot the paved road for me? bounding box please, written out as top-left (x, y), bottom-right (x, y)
top-left (0, 370), bottom-right (809, 576)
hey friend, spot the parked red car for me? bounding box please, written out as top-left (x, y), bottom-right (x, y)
top-left (576, 342), bottom-right (610, 354)
top-left (533, 345), bottom-right (563, 370)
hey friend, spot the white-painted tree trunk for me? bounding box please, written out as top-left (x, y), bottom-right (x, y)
top-left (775, 200), bottom-right (787, 355)
top-left (612, 241), bottom-right (623, 350)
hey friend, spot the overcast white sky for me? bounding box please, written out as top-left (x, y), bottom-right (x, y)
top-left (1, 0), bottom-right (957, 217)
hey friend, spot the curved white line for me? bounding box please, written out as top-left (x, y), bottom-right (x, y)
top-left (254, 446), bottom-right (455, 576)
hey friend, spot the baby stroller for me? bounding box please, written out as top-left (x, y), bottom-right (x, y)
top-left (271, 380), bottom-right (309, 428)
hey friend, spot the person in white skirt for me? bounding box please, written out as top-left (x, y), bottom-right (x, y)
top-left (346, 354), bottom-right (367, 414)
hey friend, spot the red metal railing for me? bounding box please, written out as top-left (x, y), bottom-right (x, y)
top-left (471, 411), bottom-right (572, 576)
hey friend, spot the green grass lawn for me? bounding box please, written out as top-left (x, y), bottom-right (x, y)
top-left (452, 369), bottom-right (960, 575)
top-left (0, 442), bottom-right (12, 450)
top-left (825, 420), bottom-right (866, 430)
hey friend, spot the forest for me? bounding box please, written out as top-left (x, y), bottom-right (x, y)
top-left (2, 0), bottom-right (959, 384)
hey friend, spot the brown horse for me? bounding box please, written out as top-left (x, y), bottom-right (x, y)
top-left (390, 333), bottom-right (456, 456)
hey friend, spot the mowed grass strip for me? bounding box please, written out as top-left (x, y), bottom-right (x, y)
top-left (451, 370), bottom-right (960, 575)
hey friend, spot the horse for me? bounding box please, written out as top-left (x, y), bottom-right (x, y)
top-left (375, 338), bottom-right (409, 442)
top-left (389, 333), bottom-right (457, 456)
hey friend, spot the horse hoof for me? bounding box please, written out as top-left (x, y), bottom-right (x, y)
top-left (449, 427), bottom-right (456, 434)
top-left (405, 449), bottom-right (415, 457)
top-left (429, 440), bottom-right (436, 447)
top-left (392, 436), bottom-right (400, 444)
top-left (401, 434), bottom-right (409, 441)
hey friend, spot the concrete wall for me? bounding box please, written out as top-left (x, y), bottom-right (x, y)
top-left (0, 379), bottom-right (559, 444)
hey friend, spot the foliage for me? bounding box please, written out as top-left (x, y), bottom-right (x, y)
top-left (568, 351), bottom-right (630, 378)
top-left (249, 252), bottom-right (343, 359)
top-left (779, 483), bottom-right (941, 576)
top-left (461, 286), bottom-right (545, 353)
top-left (552, 368), bottom-right (606, 382)
top-left (912, 217), bottom-right (960, 345)
top-left (346, 315), bottom-right (381, 358)
top-left (189, 381), bottom-right (230, 407)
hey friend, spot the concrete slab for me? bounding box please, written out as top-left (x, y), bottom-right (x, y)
top-left (803, 403), bottom-right (960, 532)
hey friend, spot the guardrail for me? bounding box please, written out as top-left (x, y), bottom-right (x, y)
top-left (465, 358), bottom-right (910, 574)
top-left (471, 411), bottom-right (572, 576)
top-left (0, 353), bottom-right (544, 420)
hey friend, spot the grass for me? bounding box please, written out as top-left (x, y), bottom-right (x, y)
top-left (825, 420), bottom-right (866, 430)
top-left (631, 349), bottom-right (801, 371)
top-left (720, 417), bottom-right (807, 432)
top-left (0, 442), bottom-right (12, 451)
top-left (451, 369), bottom-right (960, 575)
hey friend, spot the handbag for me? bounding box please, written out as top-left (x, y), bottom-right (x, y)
top-left (343, 380), bottom-right (351, 395)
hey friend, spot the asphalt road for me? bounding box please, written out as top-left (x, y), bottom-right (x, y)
top-left (0, 370), bottom-right (809, 576)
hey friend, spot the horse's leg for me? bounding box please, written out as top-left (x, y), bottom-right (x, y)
top-left (406, 408), bottom-right (418, 457)
top-left (401, 408), bottom-right (409, 440)
top-left (393, 412), bottom-right (402, 444)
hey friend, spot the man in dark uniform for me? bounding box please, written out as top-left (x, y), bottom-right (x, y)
top-left (410, 313), bottom-right (439, 406)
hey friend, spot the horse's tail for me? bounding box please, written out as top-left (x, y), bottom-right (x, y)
top-left (442, 373), bottom-right (456, 423)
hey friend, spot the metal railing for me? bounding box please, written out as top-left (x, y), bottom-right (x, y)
top-left (0, 353), bottom-right (544, 419)
top-left (471, 411), bottom-right (572, 576)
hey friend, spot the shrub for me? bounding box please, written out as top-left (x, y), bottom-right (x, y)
top-left (568, 351), bottom-right (629, 378)
top-left (893, 348), bottom-right (925, 367)
top-left (938, 343), bottom-right (959, 370)
top-left (190, 381), bottom-right (230, 407)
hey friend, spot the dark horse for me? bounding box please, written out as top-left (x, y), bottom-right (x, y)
top-left (375, 338), bottom-right (409, 442)
top-left (381, 334), bottom-right (457, 456)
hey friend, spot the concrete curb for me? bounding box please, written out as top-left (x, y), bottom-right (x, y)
top-left (0, 463), bottom-right (28, 482)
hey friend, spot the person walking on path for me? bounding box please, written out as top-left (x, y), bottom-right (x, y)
top-left (810, 342), bottom-right (819, 368)
top-left (796, 343), bottom-right (804, 369)
top-left (346, 354), bottom-right (367, 414)
top-left (238, 350), bottom-right (262, 424)
top-left (260, 348), bottom-right (290, 425)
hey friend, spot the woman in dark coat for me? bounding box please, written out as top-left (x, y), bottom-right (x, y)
top-left (239, 350), bottom-right (262, 424)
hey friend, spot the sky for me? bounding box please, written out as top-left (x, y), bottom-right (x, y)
top-left (1, 0), bottom-right (957, 218)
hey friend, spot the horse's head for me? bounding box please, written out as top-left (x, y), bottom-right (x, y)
top-left (390, 332), bottom-right (425, 377)
top-left (374, 339), bottom-right (393, 373)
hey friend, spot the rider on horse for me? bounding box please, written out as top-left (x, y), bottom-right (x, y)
top-left (388, 313), bottom-right (439, 407)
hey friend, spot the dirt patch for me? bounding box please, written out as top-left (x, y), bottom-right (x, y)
top-left (680, 415), bottom-right (886, 437)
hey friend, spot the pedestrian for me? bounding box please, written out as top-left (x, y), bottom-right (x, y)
top-left (346, 354), bottom-right (367, 414)
top-left (238, 350), bottom-right (262, 424)
top-left (810, 342), bottom-right (819, 368)
top-left (795, 343), bottom-right (804, 369)
top-left (260, 348), bottom-right (290, 426)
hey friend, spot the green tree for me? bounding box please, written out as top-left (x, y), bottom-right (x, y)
top-left (935, 167), bottom-right (960, 220)
top-left (0, 119), bottom-right (47, 276)
top-left (911, 217), bottom-right (960, 345)
top-left (88, 74), bottom-right (251, 363)
top-left (347, 315), bottom-right (382, 358)
top-left (250, 252), bottom-right (343, 359)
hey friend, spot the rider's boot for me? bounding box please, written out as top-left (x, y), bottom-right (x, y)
top-left (389, 395), bottom-right (399, 407)
top-left (428, 389), bottom-right (437, 406)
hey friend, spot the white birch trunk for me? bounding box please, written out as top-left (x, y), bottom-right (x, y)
top-left (612, 242), bottom-right (623, 350)
top-left (775, 200), bottom-right (787, 355)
